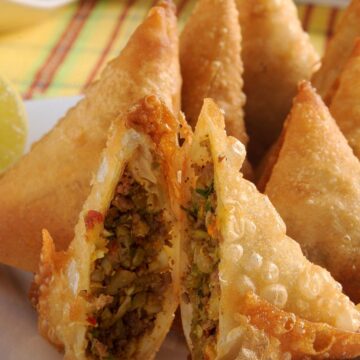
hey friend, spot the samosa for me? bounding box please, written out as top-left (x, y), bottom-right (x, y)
top-left (180, 98), bottom-right (360, 359)
top-left (180, 0), bottom-right (247, 146)
top-left (264, 81), bottom-right (360, 303)
top-left (330, 39), bottom-right (360, 160)
top-left (0, 1), bottom-right (181, 272)
top-left (235, 0), bottom-right (319, 161)
top-left (31, 95), bottom-right (184, 359)
top-left (312, 0), bottom-right (360, 104)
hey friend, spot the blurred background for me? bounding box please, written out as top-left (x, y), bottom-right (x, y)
top-left (0, 0), bottom-right (350, 100)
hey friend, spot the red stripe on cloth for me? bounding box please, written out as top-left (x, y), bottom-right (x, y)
top-left (82, 0), bottom-right (136, 90)
top-left (23, 0), bottom-right (96, 99)
top-left (326, 8), bottom-right (338, 46)
top-left (302, 5), bottom-right (314, 32)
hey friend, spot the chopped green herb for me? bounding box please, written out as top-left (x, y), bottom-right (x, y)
top-left (85, 167), bottom-right (172, 359)
top-left (195, 182), bottom-right (214, 198)
top-left (184, 161), bottom-right (219, 360)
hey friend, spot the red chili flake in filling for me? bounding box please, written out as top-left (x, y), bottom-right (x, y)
top-left (85, 210), bottom-right (104, 230)
top-left (87, 316), bottom-right (97, 326)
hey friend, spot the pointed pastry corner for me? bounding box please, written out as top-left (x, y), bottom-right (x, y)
top-left (126, 95), bottom-right (179, 149)
top-left (289, 80), bottom-right (332, 125)
top-left (257, 81), bottom-right (322, 190)
top-left (30, 229), bottom-right (66, 350)
top-left (155, 0), bottom-right (176, 14)
top-left (148, 0), bottom-right (176, 23)
top-left (296, 80), bottom-right (322, 105)
top-left (201, 98), bottom-right (226, 129)
top-left (125, 95), bottom-right (189, 204)
top-left (31, 228), bottom-right (65, 308)
top-left (201, 98), bottom-right (247, 170)
top-left (30, 230), bottom-right (56, 307)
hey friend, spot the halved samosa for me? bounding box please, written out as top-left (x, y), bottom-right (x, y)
top-left (0, 1), bottom-right (181, 272)
top-left (264, 81), bottom-right (360, 304)
top-left (31, 96), bottom-right (183, 359)
top-left (235, 0), bottom-right (319, 161)
top-left (180, 0), bottom-right (247, 145)
top-left (330, 39), bottom-right (360, 159)
top-left (312, 0), bottom-right (360, 104)
top-left (180, 98), bottom-right (360, 360)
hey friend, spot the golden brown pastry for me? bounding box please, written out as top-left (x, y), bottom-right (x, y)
top-left (264, 81), bottom-right (360, 303)
top-left (235, 0), bottom-right (319, 162)
top-left (0, 1), bottom-right (181, 272)
top-left (180, 0), bottom-right (247, 145)
top-left (180, 98), bottom-right (360, 360)
top-left (31, 96), bottom-right (184, 360)
top-left (330, 39), bottom-right (360, 160)
top-left (312, 0), bottom-right (360, 104)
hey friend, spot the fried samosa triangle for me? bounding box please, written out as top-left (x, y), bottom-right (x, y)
top-left (0, 1), bottom-right (181, 272)
top-left (263, 81), bottom-right (360, 304)
top-left (180, 98), bottom-right (360, 360)
top-left (180, 0), bottom-right (247, 146)
top-left (31, 96), bottom-right (184, 359)
top-left (312, 0), bottom-right (360, 104)
top-left (235, 0), bottom-right (319, 161)
top-left (330, 39), bottom-right (360, 160)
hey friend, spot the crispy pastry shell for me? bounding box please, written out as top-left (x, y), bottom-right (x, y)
top-left (31, 96), bottom-right (185, 360)
top-left (264, 81), bottom-right (360, 304)
top-left (180, 0), bottom-right (247, 145)
top-left (0, 1), bottom-right (181, 272)
top-left (235, 0), bottom-right (319, 160)
top-left (181, 99), bottom-right (360, 360)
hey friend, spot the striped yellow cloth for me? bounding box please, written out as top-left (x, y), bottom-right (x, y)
top-left (0, 0), bottom-right (344, 99)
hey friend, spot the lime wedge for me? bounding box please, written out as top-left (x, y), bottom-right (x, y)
top-left (0, 76), bottom-right (28, 173)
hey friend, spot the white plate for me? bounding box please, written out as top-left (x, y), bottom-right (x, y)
top-left (0, 96), bottom-right (189, 360)
top-left (0, 0), bottom-right (77, 32)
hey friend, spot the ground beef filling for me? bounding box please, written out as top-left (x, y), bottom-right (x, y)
top-left (183, 162), bottom-right (220, 360)
top-left (86, 167), bottom-right (172, 359)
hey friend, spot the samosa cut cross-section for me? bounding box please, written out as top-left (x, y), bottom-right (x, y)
top-left (31, 96), bottom-right (184, 360)
top-left (0, 1), bottom-right (181, 272)
top-left (264, 81), bottom-right (360, 304)
top-left (180, 98), bottom-right (360, 360)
